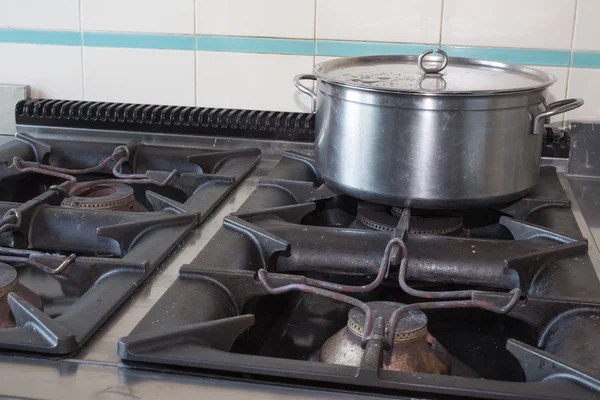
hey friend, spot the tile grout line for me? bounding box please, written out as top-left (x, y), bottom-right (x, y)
top-left (565, 0), bottom-right (579, 124)
top-left (313, 0), bottom-right (317, 66)
top-left (78, 0), bottom-right (85, 101)
top-left (438, 0), bottom-right (445, 47)
top-left (194, 0), bottom-right (198, 107)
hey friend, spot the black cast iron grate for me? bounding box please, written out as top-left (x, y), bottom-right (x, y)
top-left (119, 152), bottom-right (600, 399)
top-left (0, 133), bottom-right (261, 354)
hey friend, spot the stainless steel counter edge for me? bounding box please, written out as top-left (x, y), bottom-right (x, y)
top-left (0, 85), bottom-right (28, 136)
top-left (0, 357), bottom-right (384, 400)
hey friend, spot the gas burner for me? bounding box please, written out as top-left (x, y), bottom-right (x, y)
top-left (319, 301), bottom-right (451, 374)
top-left (0, 262), bottom-right (42, 328)
top-left (355, 202), bottom-right (463, 234)
top-left (61, 183), bottom-right (147, 212)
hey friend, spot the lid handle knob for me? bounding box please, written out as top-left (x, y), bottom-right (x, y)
top-left (418, 49), bottom-right (449, 74)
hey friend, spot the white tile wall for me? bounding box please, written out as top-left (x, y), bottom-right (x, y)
top-left (81, 0), bottom-right (195, 34)
top-left (196, 51), bottom-right (313, 112)
top-left (316, 0), bottom-right (442, 44)
top-left (567, 68), bottom-right (600, 120)
top-left (0, 0), bottom-right (80, 30)
top-left (573, 0), bottom-right (600, 51)
top-left (195, 0), bottom-right (315, 39)
top-left (442, 0), bottom-right (576, 49)
top-left (83, 47), bottom-right (195, 106)
top-left (0, 0), bottom-right (600, 119)
top-left (0, 43), bottom-right (82, 99)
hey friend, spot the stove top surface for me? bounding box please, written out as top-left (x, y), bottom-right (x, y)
top-left (1, 98), bottom-right (600, 400)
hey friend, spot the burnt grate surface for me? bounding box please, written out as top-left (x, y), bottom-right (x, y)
top-left (0, 133), bottom-right (260, 354)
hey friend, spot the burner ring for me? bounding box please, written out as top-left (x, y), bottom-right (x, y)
top-left (61, 183), bottom-right (147, 212)
top-left (356, 202), bottom-right (463, 235)
top-left (356, 212), bottom-right (395, 231)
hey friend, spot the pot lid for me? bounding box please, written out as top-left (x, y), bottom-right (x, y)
top-left (313, 49), bottom-right (557, 95)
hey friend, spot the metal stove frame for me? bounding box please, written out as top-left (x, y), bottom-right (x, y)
top-left (0, 94), bottom-right (599, 400)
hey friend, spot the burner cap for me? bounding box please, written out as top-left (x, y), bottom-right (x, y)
top-left (356, 202), bottom-right (463, 234)
top-left (348, 301), bottom-right (427, 342)
top-left (62, 183), bottom-right (147, 212)
top-left (0, 262), bottom-right (42, 328)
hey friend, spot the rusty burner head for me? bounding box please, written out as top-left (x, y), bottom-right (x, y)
top-left (356, 202), bottom-right (463, 235)
top-left (319, 301), bottom-right (451, 374)
top-left (61, 183), bottom-right (147, 212)
top-left (0, 262), bottom-right (43, 328)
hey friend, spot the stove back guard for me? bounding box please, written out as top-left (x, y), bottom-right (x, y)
top-left (14, 99), bottom-right (315, 142)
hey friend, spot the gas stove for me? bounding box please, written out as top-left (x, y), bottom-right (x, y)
top-left (118, 149), bottom-right (600, 399)
top-left (1, 97), bottom-right (600, 400)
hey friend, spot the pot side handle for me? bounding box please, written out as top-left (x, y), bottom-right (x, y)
top-left (293, 74), bottom-right (317, 113)
top-left (532, 98), bottom-right (584, 134)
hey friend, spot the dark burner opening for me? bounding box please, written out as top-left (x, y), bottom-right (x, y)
top-left (77, 186), bottom-right (117, 198)
top-left (230, 278), bottom-right (536, 382)
top-left (299, 196), bottom-right (515, 240)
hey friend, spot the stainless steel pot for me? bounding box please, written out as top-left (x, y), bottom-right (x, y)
top-left (294, 49), bottom-right (583, 208)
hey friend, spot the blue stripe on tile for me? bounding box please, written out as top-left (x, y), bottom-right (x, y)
top-left (196, 35), bottom-right (314, 55)
top-left (83, 32), bottom-right (195, 50)
top-left (571, 51), bottom-right (600, 68)
top-left (316, 40), bottom-right (431, 57)
top-left (0, 28), bottom-right (80, 46)
top-left (441, 46), bottom-right (571, 66)
top-left (3, 28), bottom-right (600, 69)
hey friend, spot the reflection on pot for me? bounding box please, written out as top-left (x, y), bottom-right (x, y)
top-left (417, 74), bottom-right (447, 92)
